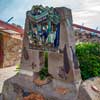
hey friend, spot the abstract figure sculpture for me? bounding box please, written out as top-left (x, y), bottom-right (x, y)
top-left (21, 5), bottom-right (81, 82)
top-left (2, 6), bottom-right (81, 100)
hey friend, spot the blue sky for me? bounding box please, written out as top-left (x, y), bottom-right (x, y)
top-left (0, 0), bottom-right (100, 29)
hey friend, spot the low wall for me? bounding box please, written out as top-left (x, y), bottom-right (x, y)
top-left (74, 30), bottom-right (100, 43)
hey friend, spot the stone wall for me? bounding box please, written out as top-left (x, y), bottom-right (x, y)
top-left (2, 33), bottom-right (22, 68)
top-left (74, 30), bottom-right (100, 43)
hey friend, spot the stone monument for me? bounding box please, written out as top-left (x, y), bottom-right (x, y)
top-left (2, 5), bottom-right (81, 100)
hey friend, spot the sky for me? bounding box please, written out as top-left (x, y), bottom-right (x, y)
top-left (0, 0), bottom-right (100, 29)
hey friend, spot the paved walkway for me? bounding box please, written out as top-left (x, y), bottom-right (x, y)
top-left (0, 66), bottom-right (16, 94)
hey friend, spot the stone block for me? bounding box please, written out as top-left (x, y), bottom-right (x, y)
top-left (78, 77), bottom-right (100, 100)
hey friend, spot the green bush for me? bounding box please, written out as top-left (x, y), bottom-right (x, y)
top-left (15, 63), bottom-right (20, 74)
top-left (76, 42), bottom-right (100, 80)
top-left (39, 52), bottom-right (48, 80)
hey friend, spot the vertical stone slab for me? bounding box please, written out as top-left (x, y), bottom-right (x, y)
top-left (19, 19), bottom-right (45, 78)
top-left (48, 7), bottom-right (81, 82)
top-left (48, 46), bottom-right (76, 82)
top-left (55, 7), bottom-right (75, 50)
top-left (20, 46), bottom-right (45, 77)
top-left (48, 52), bottom-right (64, 80)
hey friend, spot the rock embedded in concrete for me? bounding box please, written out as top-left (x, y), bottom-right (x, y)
top-left (78, 77), bottom-right (100, 100)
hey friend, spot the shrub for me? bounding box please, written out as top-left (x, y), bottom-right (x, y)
top-left (39, 52), bottom-right (48, 80)
top-left (15, 63), bottom-right (20, 74)
top-left (76, 42), bottom-right (100, 80)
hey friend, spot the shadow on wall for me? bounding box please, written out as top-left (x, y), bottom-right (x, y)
top-left (0, 33), bottom-right (4, 68)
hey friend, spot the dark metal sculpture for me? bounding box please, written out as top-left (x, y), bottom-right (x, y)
top-left (70, 46), bottom-right (79, 69)
top-left (63, 44), bottom-right (70, 74)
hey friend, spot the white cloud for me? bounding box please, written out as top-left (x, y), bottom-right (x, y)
top-left (71, 0), bottom-right (100, 28)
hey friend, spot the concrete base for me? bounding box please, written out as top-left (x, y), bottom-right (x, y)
top-left (2, 74), bottom-right (81, 100)
top-left (0, 94), bottom-right (3, 100)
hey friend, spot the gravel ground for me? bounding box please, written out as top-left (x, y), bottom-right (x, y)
top-left (0, 66), bottom-right (16, 94)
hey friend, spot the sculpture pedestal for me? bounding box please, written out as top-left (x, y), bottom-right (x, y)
top-left (2, 74), bottom-right (81, 100)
